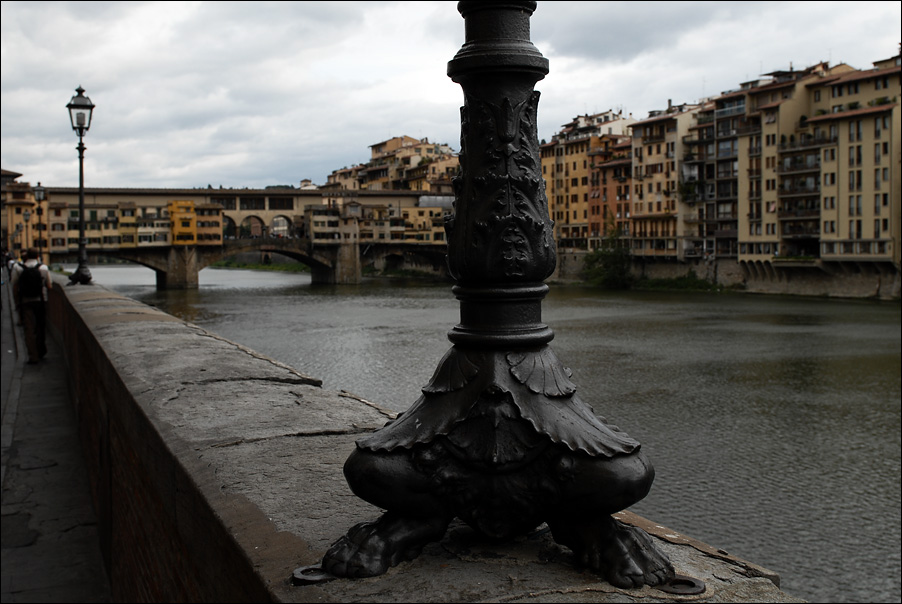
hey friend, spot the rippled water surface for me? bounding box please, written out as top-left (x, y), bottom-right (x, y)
top-left (89, 265), bottom-right (901, 603)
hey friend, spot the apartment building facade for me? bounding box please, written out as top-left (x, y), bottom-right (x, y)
top-left (630, 103), bottom-right (699, 260)
top-left (541, 110), bottom-right (635, 250)
top-left (587, 134), bottom-right (632, 249)
top-left (800, 61), bottom-right (900, 268)
top-left (324, 136), bottom-right (458, 193)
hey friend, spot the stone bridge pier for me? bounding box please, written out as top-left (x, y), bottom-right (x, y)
top-left (156, 246), bottom-right (200, 289)
top-left (307, 240), bottom-right (361, 285)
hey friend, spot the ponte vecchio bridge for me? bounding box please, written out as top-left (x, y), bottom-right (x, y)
top-left (15, 186), bottom-right (452, 288)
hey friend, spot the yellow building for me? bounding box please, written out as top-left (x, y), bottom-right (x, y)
top-left (47, 200), bottom-right (69, 254)
top-left (406, 155), bottom-right (459, 193)
top-left (542, 111), bottom-right (635, 250)
top-left (118, 202), bottom-right (138, 249)
top-left (401, 206), bottom-right (447, 243)
top-left (327, 136), bottom-right (458, 192)
top-left (168, 200), bottom-right (197, 245)
top-left (323, 166), bottom-right (363, 191)
top-left (1, 172), bottom-right (45, 258)
top-left (196, 203), bottom-right (224, 244)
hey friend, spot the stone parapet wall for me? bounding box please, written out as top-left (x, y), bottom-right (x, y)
top-left (45, 274), bottom-right (803, 603)
top-left (46, 278), bottom-right (310, 601)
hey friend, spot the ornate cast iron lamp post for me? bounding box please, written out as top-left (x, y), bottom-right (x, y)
top-left (318, 2), bottom-right (675, 589)
top-left (67, 86), bottom-right (94, 285)
top-left (33, 183), bottom-right (45, 260)
top-left (14, 223), bottom-right (23, 256)
top-left (22, 209), bottom-right (31, 251)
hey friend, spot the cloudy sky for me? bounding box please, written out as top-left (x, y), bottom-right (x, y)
top-left (2, 1), bottom-right (899, 190)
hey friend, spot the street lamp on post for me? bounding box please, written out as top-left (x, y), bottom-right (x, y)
top-left (14, 224), bottom-right (23, 256)
top-left (67, 86), bottom-right (94, 285)
top-left (33, 183), bottom-right (45, 261)
top-left (23, 209), bottom-right (32, 252)
top-left (314, 1), bottom-right (681, 592)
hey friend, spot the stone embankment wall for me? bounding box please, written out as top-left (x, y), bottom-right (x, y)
top-left (45, 277), bottom-right (391, 602)
top-left (553, 250), bottom-right (901, 300)
top-left (45, 275), bottom-right (803, 603)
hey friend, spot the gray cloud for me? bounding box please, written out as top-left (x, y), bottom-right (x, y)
top-left (2, 1), bottom-right (899, 189)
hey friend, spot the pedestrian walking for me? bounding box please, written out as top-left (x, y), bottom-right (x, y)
top-left (11, 247), bottom-right (53, 363)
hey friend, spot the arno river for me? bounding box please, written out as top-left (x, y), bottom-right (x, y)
top-left (87, 265), bottom-right (900, 603)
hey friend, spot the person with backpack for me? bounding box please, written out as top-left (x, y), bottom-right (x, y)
top-left (11, 247), bottom-right (53, 364)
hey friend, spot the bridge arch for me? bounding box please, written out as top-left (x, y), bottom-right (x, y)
top-left (239, 216), bottom-right (265, 238)
top-left (204, 239), bottom-right (360, 285)
top-left (223, 215), bottom-right (237, 238)
top-left (364, 243), bottom-right (448, 278)
top-left (270, 215), bottom-right (294, 238)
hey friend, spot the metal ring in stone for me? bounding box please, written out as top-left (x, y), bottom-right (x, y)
top-left (291, 565), bottom-right (337, 585)
top-left (656, 574), bottom-right (706, 595)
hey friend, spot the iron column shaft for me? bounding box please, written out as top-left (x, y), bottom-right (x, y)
top-left (72, 137), bottom-right (92, 284)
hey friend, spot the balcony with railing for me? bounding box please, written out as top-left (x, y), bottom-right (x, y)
top-left (736, 124), bottom-right (761, 136)
top-left (714, 228), bottom-right (739, 239)
top-left (641, 131), bottom-right (667, 143)
top-left (682, 153), bottom-right (705, 164)
top-left (715, 105), bottom-right (746, 119)
top-left (778, 134), bottom-right (837, 151)
top-left (777, 159), bottom-right (821, 175)
top-left (778, 183), bottom-right (820, 198)
top-left (778, 203), bottom-right (820, 220)
top-left (780, 223), bottom-right (821, 238)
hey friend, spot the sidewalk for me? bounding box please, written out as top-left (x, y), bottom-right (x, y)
top-left (1, 279), bottom-right (110, 603)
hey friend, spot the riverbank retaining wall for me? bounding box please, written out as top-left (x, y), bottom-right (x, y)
top-left (45, 274), bottom-right (803, 603)
top-left (553, 250), bottom-right (901, 299)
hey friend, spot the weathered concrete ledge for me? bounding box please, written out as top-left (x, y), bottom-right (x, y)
top-left (46, 274), bottom-right (804, 602)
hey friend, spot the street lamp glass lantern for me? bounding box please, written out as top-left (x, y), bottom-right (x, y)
top-left (67, 86), bottom-right (95, 136)
top-left (33, 183), bottom-right (45, 202)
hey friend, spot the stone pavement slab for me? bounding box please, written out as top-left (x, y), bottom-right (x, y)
top-left (1, 282), bottom-right (110, 603)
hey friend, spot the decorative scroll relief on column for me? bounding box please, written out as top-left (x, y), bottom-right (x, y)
top-left (446, 90), bottom-right (556, 283)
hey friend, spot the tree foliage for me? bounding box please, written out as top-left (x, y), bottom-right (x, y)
top-left (583, 222), bottom-right (633, 290)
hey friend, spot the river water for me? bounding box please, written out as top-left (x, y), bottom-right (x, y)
top-left (85, 265), bottom-right (900, 603)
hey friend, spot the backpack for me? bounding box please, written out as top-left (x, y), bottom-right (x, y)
top-left (18, 262), bottom-right (44, 299)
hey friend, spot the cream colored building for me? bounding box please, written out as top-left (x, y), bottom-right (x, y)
top-left (630, 103), bottom-right (700, 260)
top-left (729, 56), bottom-right (900, 274)
top-left (801, 62), bottom-right (900, 269)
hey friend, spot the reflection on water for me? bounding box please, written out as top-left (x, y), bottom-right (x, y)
top-left (88, 265), bottom-right (901, 603)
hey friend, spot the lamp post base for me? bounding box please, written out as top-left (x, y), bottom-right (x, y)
top-left (69, 264), bottom-right (92, 285)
